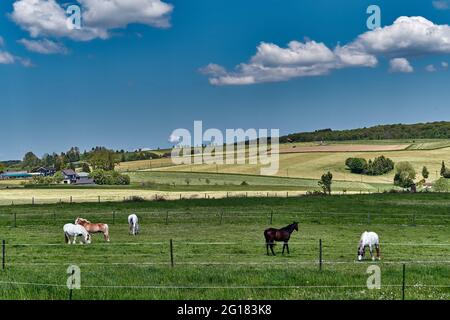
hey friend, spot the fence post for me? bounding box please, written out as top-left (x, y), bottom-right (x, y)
top-left (402, 264), bottom-right (406, 300)
top-left (368, 213), bottom-right (371, 225)
top-left (179, 193), bottom-right (182, 200)
top-left (68, 269), bottom-right (75, 300)
top-left (32, 197), bottom-right (35, 205)
top-left (12, 213), bottom-right (16, 228)
top-left (70, 196), bottom-right (73, 204)
top-left (170, 239), bottom-right (174, 267)
top-left (270, 210), bottom-right (273, 225)
top-left (165, 211), bottom-right (169, 225)
top-left (54, 212), bottom-right (56, 221)
top-left (220, 211), bottom-right (223, 225)
top-left (319, 239), bottom-right (323, 271)
top-left (112, 211), bottom-right (115, 225)
top-left (2, 240), bottom-right (5, 270)
top-left (98, 196), bottom-right (100, 203)
top-left (411, 213), bottom-right (416, 226)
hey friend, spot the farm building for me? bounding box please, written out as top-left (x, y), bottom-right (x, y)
top-left (32, 167), bottom-right (56, 177)
top-left (62, 170), bottom-right (95, 185)
top-left (0, 171), bottom-right (32, 179)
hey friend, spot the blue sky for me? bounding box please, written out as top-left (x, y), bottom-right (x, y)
top-left (1, 0), bottom-right (450, 160)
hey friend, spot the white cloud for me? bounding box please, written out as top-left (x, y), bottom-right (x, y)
top-left (0, 36), bottom-right (4, 47)
top-left (18, 38), bottom-right (68, 54)
top-left (169, 134), bottom-right (181, 144)
top-left (442, 61), bottom-right (449, 68)
top-left (425, 64), bottom-right (437, 72)
top-left (10, 0), bottom-right (173, 42)
top-left (202, 16), bottom-right (450, 85)
top-left (0, 51), bottom-right (15, 64)
top-left (389, 58), bottom-right (414, 73)
top-left (432, 0), bottom-right (450, 10)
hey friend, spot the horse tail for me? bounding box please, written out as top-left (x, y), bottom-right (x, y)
top-left (64, 232), bottom-right (69, 244)
top-left (104, 224), bottom-right (110, 241)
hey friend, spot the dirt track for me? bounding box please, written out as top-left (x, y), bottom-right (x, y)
top-left (280, 144), bottom-right (410, 153)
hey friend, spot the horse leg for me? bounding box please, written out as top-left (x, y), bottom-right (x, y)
top-left (376, 245), bottom-right (381, 260)
top-left (266, 243), bottom-right (270, 256)
top-left (282, 243), bottom-right (285, 255)
top-left (286, 242), bottom-right (290, 254)
top-left (270, 242), bottom-right (276, 256)
top-left (73, 235), bottom-right (77, 244)
top-left (370, 245), bottom-right (374, 261)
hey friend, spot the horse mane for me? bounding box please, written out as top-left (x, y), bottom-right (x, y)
top-left (281, 222), bottom-right (297, 231)
top-left (76, 217), bottom-right (91, 224)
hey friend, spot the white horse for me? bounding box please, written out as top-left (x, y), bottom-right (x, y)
top-left (64, 223), bottom-right (91, 244)
top-left (128, 214), bottom-right (140, 235)
top-left (358, 231), bottom-right (380, 261)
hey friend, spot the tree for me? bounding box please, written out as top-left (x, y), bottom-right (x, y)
top-left (53, 171), bottom-right (64, 184)
top-left (422, 166), bottom-right (429, 180)
top-left (88, 148), bottom-right (119, 171)
top-left (81, 162), bottom-right (91, 173)
top-left (394, 161), bottom-right (416, 189)
top-left (433, 178), bottom-right (449, 193)
top-left (441, 161), bottom-right (446, 177)
top-left (0, 162), bottom-right (5, 173)
top-left (318, 171), bottom-right (333, 195)
top-left (22, 151), bottom-right (40, 169)
top-left (345, 158), bottom-right (367, 174)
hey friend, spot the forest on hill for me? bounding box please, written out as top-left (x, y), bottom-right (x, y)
top-left (280, 121), bottom-right (450, 143)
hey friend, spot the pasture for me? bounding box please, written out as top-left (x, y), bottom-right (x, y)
top-left (0, 193), bottom-right (448, 300)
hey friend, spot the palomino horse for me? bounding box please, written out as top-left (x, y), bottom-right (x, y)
top-left (63, 223), bottom-right (91, 244)
top-left (357, 231), bottom-right (381, 261)
top-left (75, 217), bottom-right (110, 242)
top-left (264, 222), bottom-right (298, 256)
top-left (127, 214), bottom-right (140, 235)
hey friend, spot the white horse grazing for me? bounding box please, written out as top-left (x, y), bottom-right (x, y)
top-left (358, 231), bottom-right (380, 261)
top-left (64, 223), bottom-right (91, 244)
top-left (128, 214), bottom-right (140, 235)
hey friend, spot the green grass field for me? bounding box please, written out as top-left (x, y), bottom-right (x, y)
top-left (0, 193), bottom-right (448, 300)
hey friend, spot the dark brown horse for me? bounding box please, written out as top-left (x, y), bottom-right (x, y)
top-left (264, 222), bottom-right (298, 256)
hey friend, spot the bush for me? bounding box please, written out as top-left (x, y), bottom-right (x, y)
top-left (393, 162), bottom-right (416, 188)
top-left (240, 181), bottom-right (249, 186)
top-left (345, 158), bottom-right (367, 174)
top-left (89, 170), bottom-right (130, 185)
top-left (345, 156), bottom-right (394, 176)
top-left (433, 178), bottom-right (449, 192)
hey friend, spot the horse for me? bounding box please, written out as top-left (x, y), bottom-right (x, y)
top-left (127, 214), bottom-right (140, 235)
top-left (264, 222), bottom-right (298, 256)
top-left (75, 217), bottom-right (110, 242)
top-left (357, 231), bottom-right (381, 261)
top-left (63, 223), bottom-right (91, 245)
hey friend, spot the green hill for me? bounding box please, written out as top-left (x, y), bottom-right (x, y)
top-left (281, 121), bottom-right (450, 143)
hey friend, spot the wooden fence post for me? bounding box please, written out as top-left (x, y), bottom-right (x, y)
top-left (402, 264), bottom-right (406, 300)
top-left (32, 197), bottom-right (35, 205)
top-left (68, 269), bottom-right (75, 300)
top-left (220, 211), bottom-right (223, 225)
top-left (170, 239), bottom-right (174, 267)
top-left (2, 240), bottom-right (5, 270)
top-left (70, 196), bottom-right (73, 204)
top-left (319, 239), bottom-right (323, 271)
top-left (112, 211), bottom-right (115, 225)
top-left (270, 210), bottom-right (273, 225)
top-left (165, 211), bottom-right (169, 225)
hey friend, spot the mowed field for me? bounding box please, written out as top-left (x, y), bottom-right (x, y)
top-left (147, 140), bottom-right (450, 184)
top-left (0, 193), bottom-right (449, 300)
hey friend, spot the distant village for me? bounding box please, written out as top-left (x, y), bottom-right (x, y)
top-left (0, 167), bottom-right (95, 185)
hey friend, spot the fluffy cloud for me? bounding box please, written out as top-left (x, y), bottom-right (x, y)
top-left (425, 64), bottom-right (437, 72)
top-left (202, 16), bottom-right (450, 85)
top-left (442, 61), bottom-right (449, 68)
top-left (10, 0), bottom-right (173, 42)
top-left (18, 38), bottom-right (68, 54)
top-left (0, 51), bottom-right (15, 64)
top-left (389, 58), bottom-right (414, 73)
top-left (432, 0), bottom-right (450, 10)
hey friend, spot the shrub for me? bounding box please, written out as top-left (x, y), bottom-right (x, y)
top-left (345, 156), bottom-right (394, 176)
top-left (393, 162), bottom-right (416, 188)
top-left (345, 158), bottom-right (367, 174)
top-left (89, 170), bottom-right (130, 185)
top-left (240, 181), bottom-right (249, 186)
top-left (433, 178), bottom-right (449, 192)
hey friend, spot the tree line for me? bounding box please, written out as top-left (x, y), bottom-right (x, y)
top-left (280, 121), bottom-right (450, 143)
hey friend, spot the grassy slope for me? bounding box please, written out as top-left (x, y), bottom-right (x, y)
top-left (0, 193), bottom-right (448, 300)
